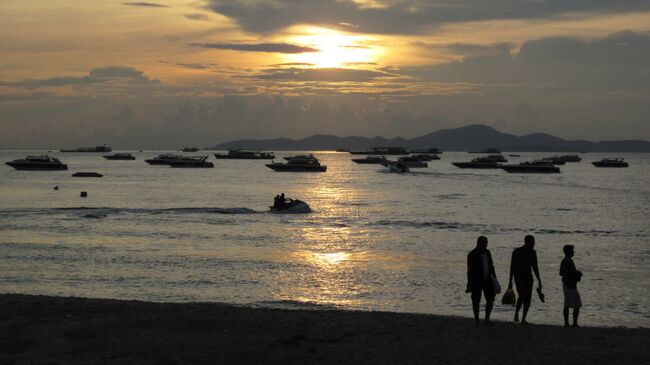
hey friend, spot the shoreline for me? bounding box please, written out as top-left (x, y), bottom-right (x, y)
top-left (2, 294), bottom-right (649, 364)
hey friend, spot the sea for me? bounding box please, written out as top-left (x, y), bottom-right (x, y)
top-left (1, 150), bottom-right (649, 327)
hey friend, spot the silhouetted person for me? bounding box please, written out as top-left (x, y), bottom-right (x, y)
top-left (560, 245), bottom-right (582, 327)
top-left (508, 235), bottom-right (542, 324)
top-left (273, 194), bottom-right (281, 209)
top-left (280, 193), bottom-right (286, 208)
top-left (467, 236), bottom-right (497, 326)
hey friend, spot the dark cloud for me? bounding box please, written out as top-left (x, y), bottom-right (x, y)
top-left (269, 62), bottom-right (315, 67)
top-left (176, 63), bottom-right (211, 70)
top-left (190, 42), bottom-right (319, 53)
top-left (207, 0), bottom-right (650, 35)
top-left (252, 67), bottom-right (388, 82)
top-left (407, 30), bottom-right (650, 91)
top-left (122, 2), bottom-right (169, 7)
top-left (185, 13), bottom-right (210, 21)
top-left (4, 66), bottom-right (159, 89)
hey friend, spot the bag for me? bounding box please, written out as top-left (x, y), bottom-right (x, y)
top-left (501, 288), bottom-right (516, 306)
top-left (492, 277), bottom-right (501, 294)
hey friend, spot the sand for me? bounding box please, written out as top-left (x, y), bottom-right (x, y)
top-left (1, 294), bottom-right (648, 364)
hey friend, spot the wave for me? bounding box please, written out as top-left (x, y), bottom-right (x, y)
top-left (0, 206), bottom-right (261, 219)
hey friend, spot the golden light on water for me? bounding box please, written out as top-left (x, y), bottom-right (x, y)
top-left (284, 27), bottom-right (380, 68)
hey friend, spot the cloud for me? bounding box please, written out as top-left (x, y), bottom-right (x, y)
top-left (5, 66), bottom-right (159, 89)
top-left (206, 0), bottom-right (650, 35)
top-left (406, 30), bottom-right (650, 91)
top-left (251, 67), bottom-right (388, 82)
top-left (122, 2), bottom-right (169, 7)
top-left (191, 42), bottom-right (319, 53)
top-left (185, 13), bottom-right (210, 21)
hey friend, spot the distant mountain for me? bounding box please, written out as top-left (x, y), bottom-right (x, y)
top-left (209, 124), bottom-right (650, 152)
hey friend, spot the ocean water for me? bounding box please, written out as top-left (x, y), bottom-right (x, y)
top-left (1, 150), bottom-right (649, 327)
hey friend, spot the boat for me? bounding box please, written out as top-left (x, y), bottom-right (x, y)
top-left (387, 161), bottom-right (409, 173)
top-left (559, 154), bottom-right (582, 162)
top-left (351, 155), bottom-right (387, 164)
top-left (145, 154), bottom-right (184, 165)
top-left (103, 153), bottom-right (136, 160)
top-left (213, 149), bottom-right (275, 159)
top-left (452, 155), bottom-right (506, 169)
top-left (181, 147), bottom-right (199, 152)
top-left (350, 147), bottom-right (408, 155)
top-left (266, 155), bottom-right (327, 172)
top-left (469, 147), bottom-right (501, 154)
top-left (410, 148), bottom-right (442, 154)
top-left (167, 156), bottom-right (214, 168)
top-left (5, 155), bottom-right (68, 170)
top-left (592, 158), bottom-right (628, 168)
top-left (336, 148), bottom-right (350, 152)
top-left (72, 172), bottom-right (103, 177)
top-left (409, 154), bottom-right (440, 161)
top-left (395, 156), bottom-right (428, 168)
top-left (269, 198), bottom-right (311, 213)
top-left (60, 145), bottom-right (112, 153)
top-left (509, 154), bottom-right (521, 157)
top-left (541, 156), bottom-right (566, 165)
top-left (500, 161), bottom-right (560, 173)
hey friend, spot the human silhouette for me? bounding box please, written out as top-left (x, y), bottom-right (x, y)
top-left (508, 235), bottom-right (542, 324)
top-left (273, 194), bottom-right (281, 209)
top-left (466, 236), bottom-right (497, 326)
top-left (560, 245), bottom-right (582, 327)
top-left (280, 193), bottom-right (285, 208)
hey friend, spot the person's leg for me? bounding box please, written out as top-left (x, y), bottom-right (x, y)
top-left (484, 279), bottom-right (495, 325)
top-left (521, 283), bottom-right (532, 324)
top-left (514, 297), bottom-right (522, 322)
top-left (471, 289), bottom-right (481, 326)
top-left (563, 306), bottom-right (570, 326)
top-left (572, 307), bottom-right (580, 327)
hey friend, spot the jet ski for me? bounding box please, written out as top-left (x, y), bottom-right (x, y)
top-left (269, 198), bottom-right (311, 213)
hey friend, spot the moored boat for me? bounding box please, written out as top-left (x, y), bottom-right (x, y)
top-left (103, 153), bottom-right (136, 160)
top-left (145, 154), bottom-right (184, 165)
top-left (409, 154), bottom-right (440, 161)
top-left (167, 156), bottom-right (214, 168)
top-left (60, 145), bottom-right (112, 153)
top-left (266, 154), bottom-right (327, 172)
top-left (351, 155), bottom-right (387, 164)
top-left (452, 155), bottom-right (506, 169)
top-left (541, 156), bottom-right (566, 165)
top-left (350, 147), bottom-right (408, 155)
top-left (5, 155), bottom-right (68, 170)
top-left (469, 147), bottom-right (501, 154)
top-left (559, 154), bottom-right (581, 162)
top-left (592, 158), bottom-right (628, 168)
top-left (72, 172), bottom-right (103, 177)
top-left (181, 147), bottom-right (199, 152)
top-left (213, 149), bottom-right (275, 159)
top-left (395, 156), bottom-right (428, 168)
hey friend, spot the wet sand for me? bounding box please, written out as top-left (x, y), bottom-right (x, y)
top-left (1, 294), bottom-right (648, 364)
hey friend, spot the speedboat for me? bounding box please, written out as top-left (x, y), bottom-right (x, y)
top-left (103, 153), bottom-right (136, 160)
top-left (181, 147), bottom-right (199, 152)
top-left (469, 147), bottom-right (501, 154)
top-left (500, 161), bottom-right (560, 173)
top-left (452, 155), bottom-right (505, 169)
top-left (592, 158), bottom-right (628, 168)
top-left (351, 155), bottom-right (387, 164)
top-left (269, 198), bottom-right (311, 213)
top-left (266, 155), bottom-right (327, 172)
top-left (541, 156), bottom-right (566, 165)
top-left (388, 161), bottom-right (409, 173)
top-left (559, 154), bottom-right (581, 162)
top-left (213, 149), bottom-right (275, 159)
top-left (167, 156), bottom-right (214, 168)
top-left (350, 147), bottom-right (408, 155)
top-left (5, 155), bottom-right (68, 170)
top-left (145, 154), bottom-right (184, 165)
top-left (409, 154), bottom-right (440, 161)
top-left (60, 145), bottom-right (112, 153)
top-left (395, 156), bottom-right (428, 168)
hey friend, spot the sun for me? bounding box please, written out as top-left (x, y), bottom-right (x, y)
top-left (284, 27), bottom-right (378, 68)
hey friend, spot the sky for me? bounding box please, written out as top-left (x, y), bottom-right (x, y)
top-left (1, 0), bottom-right (649, 148)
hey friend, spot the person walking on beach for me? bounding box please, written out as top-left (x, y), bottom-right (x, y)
top-left (560, 245), bottom-right (582, 327)
top-left (508, 235), bottom-right (542, 324)
top-left (466, 236), bottom-right (497, 326)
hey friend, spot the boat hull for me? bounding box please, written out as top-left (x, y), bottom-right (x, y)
top-left (452, 162), bottom-right (499, 169)
top-left (265, 164), bottom-right (326, 172)
top-left (5, 162), bottom-right (68, 170)
top-left (168, 162), bottom-right (214, 168)
top-left (592, 162), bottom-right (628, 168)
top-left (500, 165), bottom-right (560, 173)
top-left (213, 154), bottom-right (274, 160)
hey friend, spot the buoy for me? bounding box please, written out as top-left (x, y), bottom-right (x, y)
top-left (80, 191), bottom-right (88, 197)
top-left (54, 186), bottom-right (59, 190)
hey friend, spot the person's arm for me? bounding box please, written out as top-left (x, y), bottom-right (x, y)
top-left (532, 250), bottom-right (542, 289)
top-left (466, 254), bottom-right (472, 292)
top-left (508, 250), bottom-right (515, 288)
top-left (488, 251), bottom-right (496, 279)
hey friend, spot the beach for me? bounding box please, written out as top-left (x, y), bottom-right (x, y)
top-left (1, 294), bottom-right (648, 364)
